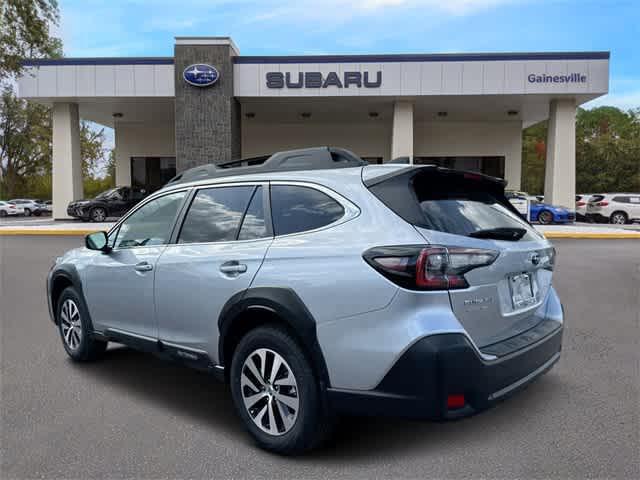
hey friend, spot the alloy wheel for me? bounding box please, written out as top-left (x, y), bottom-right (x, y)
top-left (91, 208), bottom-right (106, 222)
top-left (611, 213), bottom-right (626, 224)
top-left (241, 348), bottom-right (299, 436)
top-left (60, 299), bottom-right (82, 350)
top-left (539, 211), bottom-right (553, 225)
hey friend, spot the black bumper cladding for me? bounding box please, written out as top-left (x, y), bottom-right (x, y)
top-left (328, 319), bottom-right (562, 420)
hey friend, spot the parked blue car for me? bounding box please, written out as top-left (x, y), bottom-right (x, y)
top-left (529, 199), bottom-right (576, 224)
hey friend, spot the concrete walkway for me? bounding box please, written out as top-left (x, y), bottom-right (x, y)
top-left (0, 219), bottom-right (639, 238)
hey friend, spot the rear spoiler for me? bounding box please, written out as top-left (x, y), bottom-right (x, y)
top-left (363, 164), bottom-right (507, 188)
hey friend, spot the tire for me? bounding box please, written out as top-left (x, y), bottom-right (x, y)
top-left (538, 210), bottom-right (554, 225)
top-left (23, 208), bottom-right (31, 217)
top-left (610, 211), bottom-right (628, 225)
top-left (34, 210), bottom-right (41, 216)
top-left (56, 287), bottom-right (107, 362)
top-left (90, 207), bottom-right (107, 222)
top-left (0, 210), bottom-right (6, 217)
top-left (230, 325), bottom-right (334, 455)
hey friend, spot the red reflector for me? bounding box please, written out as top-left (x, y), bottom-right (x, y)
top-left (447, 394), bottom-right (466, 410)
top-left (463, 173), bottom-right (483, 181)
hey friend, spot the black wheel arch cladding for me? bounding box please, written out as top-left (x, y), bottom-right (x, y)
top-left (218, 287), bottom-right (331, 387)
top-left (50, 265), bottom-right (84, 321)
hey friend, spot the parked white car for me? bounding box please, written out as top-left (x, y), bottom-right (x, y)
top-left (505, 190), bottom-right (530, 220)
top-left (575, 194), bottom-right (593, 221)
top-left (586, 193), bottom-right (640, 224)
top-left (0, 201), bottom-right (25, 217)
top-left (8, 198), bottom-right (46, 216)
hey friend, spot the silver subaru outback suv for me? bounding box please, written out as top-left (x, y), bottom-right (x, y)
top-left (47, 147), bottom-right (564, 454)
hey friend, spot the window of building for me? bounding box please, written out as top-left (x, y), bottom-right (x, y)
top-left (131, 157), bottom-right (177, 193)
top-left (178, 186), bottom-right (255, 244)
top-left (270, 185), bottom-right (345, 236)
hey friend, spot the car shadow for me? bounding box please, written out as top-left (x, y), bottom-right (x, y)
top-left (71, 345), bottom-right (563, 460)
top-left (70, 345), bottom-right (244, 438)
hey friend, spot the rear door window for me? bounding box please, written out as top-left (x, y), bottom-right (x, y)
top-left (178, 186), bottom-right (255, 244)
top-left (270, 185), bottom-right (344, 236)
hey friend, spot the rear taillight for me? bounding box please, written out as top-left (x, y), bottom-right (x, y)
top-left (597, 201), bottom-right (609, 207)
top-left (576, 201), bottom-right (586, 207)
top-left (363, 245), bottom-right (498, 291)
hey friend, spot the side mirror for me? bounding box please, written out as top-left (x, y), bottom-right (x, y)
top-left (85, 231), bottom-right (111, 252)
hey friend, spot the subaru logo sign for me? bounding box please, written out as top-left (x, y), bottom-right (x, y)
top-left (183, 64), bottom-right (219, 87)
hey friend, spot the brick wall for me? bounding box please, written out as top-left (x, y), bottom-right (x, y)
top-left (174, 43), bottom-right (241, 172)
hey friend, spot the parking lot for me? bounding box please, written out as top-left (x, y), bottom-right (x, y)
top-left (1, 236), bottom-right (638, 478)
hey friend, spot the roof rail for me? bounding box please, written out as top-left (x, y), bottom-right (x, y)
top-left (166, 147), bottom-right (367, 186)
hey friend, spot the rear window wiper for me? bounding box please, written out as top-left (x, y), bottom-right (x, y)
top-left (468, 227), bottom-right (526, 241)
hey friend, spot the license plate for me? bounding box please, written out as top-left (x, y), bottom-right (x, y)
top-left (510, 273), bottom-right (536, 309)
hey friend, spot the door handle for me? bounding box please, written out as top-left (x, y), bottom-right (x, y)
top-left (220, 261), bottom-right (248, 275)
top-left (134, 261), bottom-right (153, 272)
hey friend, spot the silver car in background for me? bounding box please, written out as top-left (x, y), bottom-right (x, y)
top-left (46, 147), bottom-right (564, 454)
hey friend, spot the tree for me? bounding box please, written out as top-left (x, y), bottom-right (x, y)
top-left (0, 87), bottom-right (113, 199)
top-left (522, 106), bottom-right (640, 195)
top-left (0, 0), bottom-right (61, 80)
top-left (0, 85), bottom-right (52, 198)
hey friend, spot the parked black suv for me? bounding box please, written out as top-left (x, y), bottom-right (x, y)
top-left (67, 186), bottom-right (147, 222)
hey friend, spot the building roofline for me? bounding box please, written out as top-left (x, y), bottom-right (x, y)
top-left (234, 51), bottom-right (610, 64)
top-left (22, 51), bottom-right (610, 67)
top-left (22, 57), bottom-right (174, 66)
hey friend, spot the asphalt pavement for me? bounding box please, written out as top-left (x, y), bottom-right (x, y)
top-left (1, 236), bottom-right (638, 479)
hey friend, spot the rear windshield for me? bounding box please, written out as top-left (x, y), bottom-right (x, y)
top-left (589, 195), bottom-right (605, 203)
top-left (365, 167), bottom-right (537, 241)
top-left (417, 191), bottom-right (535, 239)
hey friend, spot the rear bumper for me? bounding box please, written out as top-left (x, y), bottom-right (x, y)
top-left (328, 318), bottom-right (562, 420)
top-left (586, 213), bottom-right (608, 223)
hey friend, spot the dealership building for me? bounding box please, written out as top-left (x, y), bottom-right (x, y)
top-left (17, 37), bottom-right (609, 219)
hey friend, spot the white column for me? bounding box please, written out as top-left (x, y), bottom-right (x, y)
top-left (390, 101), bottom-right (414, 162)
top-left (544, 99), bottom-right (576, 208)
top-left (504, 122), bottom-right (523, 190)
top-left (114, 123), bottom-right (130, 186)
top-left (52, 103), bottom-right (83, 220)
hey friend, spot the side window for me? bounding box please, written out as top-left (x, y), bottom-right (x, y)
top-left (238, 186), bottom-right (268, 240)
top-left (612, 196), bottom-right (629, 203)
top-left (178, 186), bottom-right (254, 244)
top-left (114, 191), bottom-right (186, 248)
top-left (270, 185), bottom-right (345, 236)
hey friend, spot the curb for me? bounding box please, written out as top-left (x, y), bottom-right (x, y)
top-left (542, 232), bottom-right (640, 239)
top-left (1, 229), bottom-right (639, 239)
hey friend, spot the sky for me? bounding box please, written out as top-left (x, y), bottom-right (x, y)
top-left (55, 0), bottom-right (639, 109)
